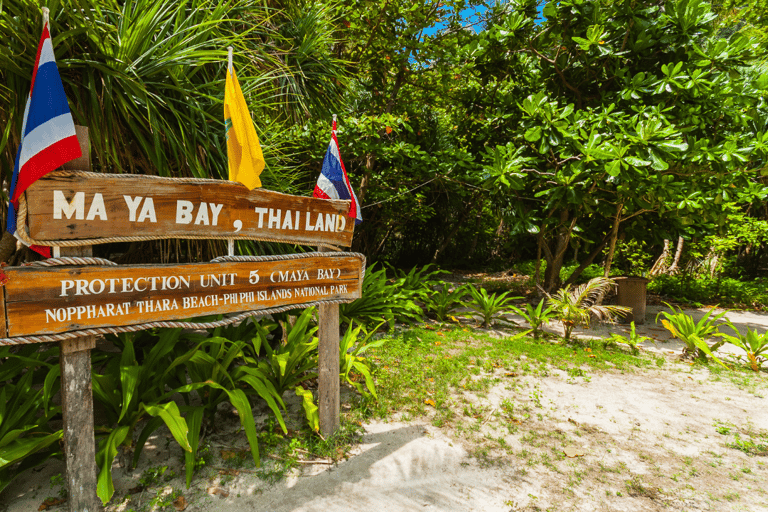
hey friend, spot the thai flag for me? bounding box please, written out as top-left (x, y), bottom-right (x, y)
top-left (7, 20), bottom-right (81, 257)
top-left (313, 119), bottom-right (362, 225)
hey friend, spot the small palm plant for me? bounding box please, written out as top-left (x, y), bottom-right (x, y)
top-left (466, 284), bottom-right (521, 327)
top-left (544, 277), bottom-right (630, 342)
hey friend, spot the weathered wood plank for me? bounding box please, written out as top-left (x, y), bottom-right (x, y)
top-left (60, 339), bottom-right (100, 512)
top-left (2, 254), bottom-right (363, 339)
top-left (317, 244), bottom-right (341, 437)
top-left (318, 301), bottom-right (340, 436)
top-left (25, 172), bottom-right (355, 247)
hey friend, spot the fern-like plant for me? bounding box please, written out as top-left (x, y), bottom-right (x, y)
top-left (339, 321), bottom-right (387, 398)
top-left (510, 299), bottom-right (555, 339)
top-left (426, 284), bottom-right (469, 322)
top-left (545, 277), bottom-right (630, 342)
top-left (466, 284), bottom-right (521, 327)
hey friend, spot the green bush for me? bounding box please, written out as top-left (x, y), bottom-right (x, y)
top-left (648, 275), bottom-right (768, 309)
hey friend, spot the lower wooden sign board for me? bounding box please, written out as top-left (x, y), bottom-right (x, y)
top-left (0, 253), bottom-right (363, 341)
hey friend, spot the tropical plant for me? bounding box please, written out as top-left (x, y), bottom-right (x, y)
top-left (655, 304), bottom-right (729, 365)
top-left (388, 263), bottom-right (447, 303)
top-left (91, 328), bottom-right (193, 503)
top-left (606, 322), bottom-right (651, 355)
top-left (0, 359), bottom-right (61, 494)
top-left (257, 308), bottom-right (319, 395)
top-left (719, 326), bottom-right (768, 371)
top-left (426, 284), bottom-right (469, 322)
top-left (545, 277), bottom-right (630, 342)
top-left (510, 299), bottom-right (555, 339)
top-left (170, 333), bottom-right (286, 487)
top-left (339, 321), bottom-right (387, 399)
top-left (465, 284), bottom-right (521, 328)
top-left (340, 264), bottom-right (422, 328)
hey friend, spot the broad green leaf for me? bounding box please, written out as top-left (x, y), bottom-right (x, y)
top-left (96, 426), bottom-right (130, 505)
top-left (141, 402), bottom-right (191, 452)
top-left (295, 387), bottom-right (319, 432)
top-left (524, 126), bottom-right (542, 142)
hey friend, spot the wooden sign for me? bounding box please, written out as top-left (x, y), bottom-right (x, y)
top-left (1, 253), bottom-right (363, 339)
top-left (24, 172), bottom-right (355, 247)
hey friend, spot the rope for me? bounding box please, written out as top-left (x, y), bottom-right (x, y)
top-left (0, 251), bottom-right (366, 346)
top-left (14, 170), bottom-right (344, 250)
top-left (28, 257), bottom-right (118, 267)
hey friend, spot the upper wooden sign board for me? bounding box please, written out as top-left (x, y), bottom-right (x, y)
top-left (24, 172), bottom-right (355, 247)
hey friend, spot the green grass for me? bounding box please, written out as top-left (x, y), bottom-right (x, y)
top-left (361, 324), bottom-right (653, 421)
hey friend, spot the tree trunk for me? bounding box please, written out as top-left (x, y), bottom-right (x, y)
top-left (468, 212), bottom-right (483, 258)
top-left (357, 153), bottom-right (375, 206)
top-left (534, 234), bottom-right (543, 291)
top-left (649, 239), bottom-right (671, 276)
top-left (603, 203), bottom-right (623, 278)
top-left (562, 236), bottom-right (610, 287)
top-left (668, 236), bottom-right (684, 274)
top-left (540, 211), bottom-right (576, 292)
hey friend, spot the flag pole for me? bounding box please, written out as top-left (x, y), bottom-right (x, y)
top-left (41, 6), bottom-right (49, 25)
top-left (226, 46), bottom-right (235, 257)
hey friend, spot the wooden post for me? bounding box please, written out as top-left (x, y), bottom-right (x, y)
top-left (59, 244), bottom-right (100, 512)
top-left (59, 127), bottom-right (101, 511)
top-left (316, 246), bottom-right (340, 436)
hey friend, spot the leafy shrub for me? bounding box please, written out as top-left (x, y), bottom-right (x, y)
top-left (340, 263), bottom-right (423, 328)
top-left (388, 263), bottom-right (447, 303)
top-left (655, 304), bottom-right (728, 366)
top-left (648, 274), bottom-right (768, 309)
top-left (466, 284), bottom-right (520, 327)
top-left (426, 284), bottom-right (469, 322)
top-left (257, 308), bottom-right (319, 396)
top-left (339, 321), bottom-right (387, 398)
top-left (606, 322), bottom-right (651, 354)
top-left (719, 326), bottom-right (768, 372)
top-left (92, 329), bottom-right (194, 503)
top-left (510, 299), bottom-right (555, 339)
top-left (0, 346), bottom-right (62, 494)
top-left (545, 277), bottom-right (630, 342)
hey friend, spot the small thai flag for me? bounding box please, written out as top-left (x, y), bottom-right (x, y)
top-left (313, 118), bottom-right (362, 225)
top-left (7, 19), bottom-right (81, 257)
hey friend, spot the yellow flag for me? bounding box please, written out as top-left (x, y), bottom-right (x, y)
top-left (224, 65), bottom-right (264, 189)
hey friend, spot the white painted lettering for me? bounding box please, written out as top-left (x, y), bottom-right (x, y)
top-left (268, 208), bottom-right (281, 229)
top-left (209, 203), bottom-right (223, 226)
top-left (281, 210), bottom-right (293, 230)
top-left (254, 207), bottom-right (268, 228)
top-left (124, 195), bottom-right (143, 221)
top-left (137, 197), bottom-right (157, 223)
top-left (176, 200), bottom-right (194, 224)
top-left (86, 193), bottom-right (108, 221)
top-left (53, 191), bottom-right (84, 220)
top-left (194, 203), bottom-right (210, 225)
